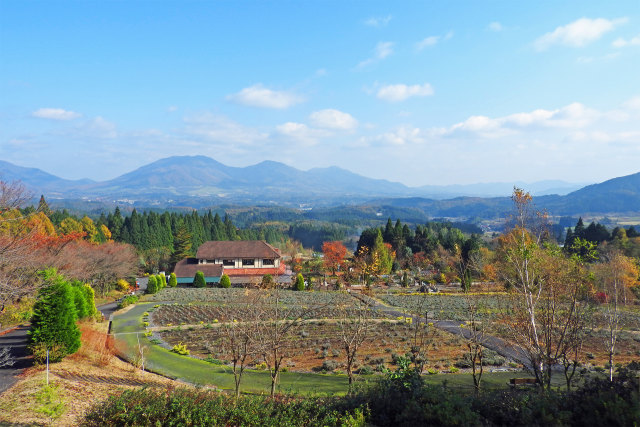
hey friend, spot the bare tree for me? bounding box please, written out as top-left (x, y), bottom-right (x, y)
top-left (336, 292), bottom-right (373, 386)
top-left (404, 292), bottom-right (436, 374)
top-left (497, 189), bottom-right (592, 389)
top-left (253, 288), bottom-right (318, 396)
top-left (218, 290), bottom-right (262, 398)
top-left (595, 250), bottom-right (638, 381)
top-left (464, 292), bottom-right (487, 391)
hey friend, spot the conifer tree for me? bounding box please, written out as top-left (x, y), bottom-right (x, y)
top-left (193, 271), bottom-right (206, 288)
top-left (28, 269), bottom-right (81, 362)
top-left (219, 274), bottom-right (231, 288)
top-left (147, 275), bottom-right (158, 294)
top-left (168, 272), bottom-right (178, 287)
top-left (171, 224), bottom-right (193, 265)
top-left (295, 273), bottom-right (305, 291)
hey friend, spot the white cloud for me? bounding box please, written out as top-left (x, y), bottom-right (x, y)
top-left (445, 102), bottom-right (601, 138)
top-left (416, 36), bottom-right (440, 50)
top-left (167, 106), bottom-right (178, 112)
top-left (309, 109), bottom-right (358, 130)
top-left (184, 113), bottom-right (268, 144)
top-left (82, 117), bottom-right (117, 139)
top-left (612, 34), bottom-right (640, 48)
top-left (534, 17), bottom-right (628, 51)
top-left (276, 122), bottom-right (327, 146)
top-left (415, 31), bottom-right (453, 50)
top-left (226, 84), bottom-right (303, 109)
top-left (623, 96), bottom-right (640, 110)
top-left (488, 22), bottom-right (503, 32)
top-left (356, 41), bottom-right (394, 69)
top-left (365, 15), bottom-right (392, 27)
top-left (376, 83), bottom-right (434, 102)
top-left (363, 126), bottom-right (425, 146)
top-left (32, 108), bottom-right (81, 120)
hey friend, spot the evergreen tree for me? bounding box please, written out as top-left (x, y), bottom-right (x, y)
top-left (171, 224), bottom-right (193, 265)
top-left (146, 275), bottom-right (158, 294)
top-left (37, 195), bottom-right (51, 216)
top-left (28, 269), bottom-right (81, 362)
top-left (294, 273), bottom-right (305, 291)
top-left (168, 272), bottom-right (178, 287)
top-left (219, 274), bottom-right (231, 288)
top-left (193, 271), bottom-right (206, 288)
top-left (71, 286), bottom-right (89, 319)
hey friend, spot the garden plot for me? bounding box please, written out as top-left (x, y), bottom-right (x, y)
top-left (143, 288), bottom-right (344, 306)
top-left (378, 292), bottom-right (505, 321)
top-left (150, 303), bottom-right (389, 326)
top-left (156, 320), bottom-right (505, 374)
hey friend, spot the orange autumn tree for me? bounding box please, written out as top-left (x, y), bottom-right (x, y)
top-left (322, 241), bottom-right (347, 275)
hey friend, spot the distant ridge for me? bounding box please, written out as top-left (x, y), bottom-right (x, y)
top-left (0, 156), bottom-right (637, 216)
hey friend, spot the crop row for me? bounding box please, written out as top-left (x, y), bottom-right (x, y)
top-left (150, 303), bottom-right (390, 326)
top-left (379, 293), bottom-right (506, 321)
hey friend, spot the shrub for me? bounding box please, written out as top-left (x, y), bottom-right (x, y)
top-left (321, 360), bottom-right (339, 371)
top-left (157, 274), bottom-right (167, 289)
top-left (193, 271), bottom-right (206, 288)
top-left (168, 272), bottom-right (178, 287)
top-left (117, 295), bottom-right (138, 309)
top-left (171, 343), bottom-right (189, 355)
top-left (28, 269), bottom-right (81, 363)
top-left (219, 274), bottom-right (231, 288)
top-left (295, 273), bottom-right (305, 291)
top-left (116, 279), bottom-right (130, 292)
top-left (146, 276), bottom-right (158, 294)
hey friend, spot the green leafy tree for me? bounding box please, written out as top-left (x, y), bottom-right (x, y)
top-left (219, 274), bottom-right (231, 288)
top-left (295, 273), bottom-right (305, 291)
top-left (146, 275), bottom-right (158, 294)
top-left (193, 271), bottom-right (206, 288)
top-left (28, 269), bottom-right (81, 362)
top-left (168, 272), bottom-right (177, 287)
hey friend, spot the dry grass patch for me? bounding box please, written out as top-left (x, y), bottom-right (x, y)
top-left (0, 321), bottom-right (175, 426)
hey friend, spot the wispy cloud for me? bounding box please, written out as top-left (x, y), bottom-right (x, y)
top-left (376, 83), bottom-right (434, 102)
top-left (361, 125), bottom-right (425, 147)
top-left (184, 113), bottom-right (268, 144)
top-left (364, 15), bottom-right (392, 27)
top-left (32, 108), bottom-right (81, 120)
top-left (226, 84), bottom-right (303, 109)
top-left (534, 17), bottom-right (628, 51)
top-left (415, 31), bottom-right (453, 51)
top-left (275, 122), bottom-right (328, 146)
top-left (612, 34), bottom-right (640, 48)
top-left (356, 41), bottom-right (394, 69)
top-left (309, 109), bottom-right (358, 130)
top-left (488, 22), bottom-right (503, 32)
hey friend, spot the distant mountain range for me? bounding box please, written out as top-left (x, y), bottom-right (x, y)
top-left (1, 156), bottom-right (638, 217)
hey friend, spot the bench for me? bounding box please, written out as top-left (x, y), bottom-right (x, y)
top-left (509, 378), bottom-right (539, 386)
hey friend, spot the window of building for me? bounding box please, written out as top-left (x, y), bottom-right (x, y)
top-left (223, 259), bottom-right (235, 266)
top-left (242, 259), bottom-right (255, 266)
top-left (263, 259), bottom-right (274, 266)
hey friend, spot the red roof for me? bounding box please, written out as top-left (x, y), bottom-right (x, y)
top-left (173, 258), bottom-right (223, 278)
top-left (196, 241), bottom-right (281, 259)
top-left (224, 264), bottom-right (286, 277)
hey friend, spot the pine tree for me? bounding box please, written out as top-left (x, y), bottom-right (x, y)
top-left (171, 224), bottom-right (193, 265)
top-left (28, 269), bottom-right (81, 363)
top-left (37, 195), bottom-right (51, 216)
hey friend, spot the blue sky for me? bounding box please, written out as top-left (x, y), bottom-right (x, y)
top-left (1, 1), bottom-right (639, 186)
